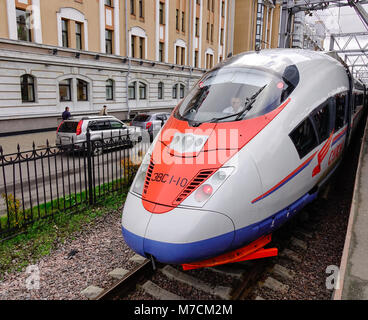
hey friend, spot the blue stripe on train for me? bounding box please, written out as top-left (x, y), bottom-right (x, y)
top-left (122, 190), bottom-right (318, 264)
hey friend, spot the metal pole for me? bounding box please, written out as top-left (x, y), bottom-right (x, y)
top-left (86, 129), bottom-right (94, 205)
top-left (329, 35), bottom-right (335, 51)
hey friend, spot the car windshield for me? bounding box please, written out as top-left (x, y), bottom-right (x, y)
top-left (175, 67), bottom-right (293, 124)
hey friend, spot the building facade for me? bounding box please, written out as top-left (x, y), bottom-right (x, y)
top-left (0, 0), bottom-right (282, 135)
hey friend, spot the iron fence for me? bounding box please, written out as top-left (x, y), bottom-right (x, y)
top-left (0, 129), bottom-right (150, 239)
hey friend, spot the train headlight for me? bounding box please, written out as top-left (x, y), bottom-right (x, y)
top-left (130, 132), bottom-right (160, 196)
top-left (181, 167), bottom-right (234, 207)
top-left (194, 184), bottom-right (213, 202)
top-left (131, 154), bottom-right (151, 195)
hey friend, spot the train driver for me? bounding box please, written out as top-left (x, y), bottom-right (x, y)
top-left (223, 97), bottom-right (242, 114)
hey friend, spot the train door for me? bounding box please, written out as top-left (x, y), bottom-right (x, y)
top-left (345, 75), bottom-right (353, 146)
top-left (331, 92), bottom-right (349, 158)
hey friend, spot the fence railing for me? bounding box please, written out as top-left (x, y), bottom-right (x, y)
top-left (0, 129), bottom-right (150, 239)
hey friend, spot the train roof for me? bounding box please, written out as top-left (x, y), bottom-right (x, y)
top-left (221, 49), bottom-right (341, 75)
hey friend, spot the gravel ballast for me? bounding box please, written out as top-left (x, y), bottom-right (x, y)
top-left (0, 209), bottom-right (135, 300)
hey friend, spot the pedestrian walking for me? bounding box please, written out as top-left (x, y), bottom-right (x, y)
top-left (99, 105), bottom-right (108, 116)
top-left (62, 107), bottom-right (71, 120)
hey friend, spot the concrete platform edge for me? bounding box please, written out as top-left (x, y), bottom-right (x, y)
top-left (333, 116), bottom-right (368, 300)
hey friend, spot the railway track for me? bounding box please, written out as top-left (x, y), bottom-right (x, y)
top-left (93, 216), bottom-right (318, 301)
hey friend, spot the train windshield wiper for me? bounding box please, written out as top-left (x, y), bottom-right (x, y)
top-left (209, 85), bottom-right (267, 123)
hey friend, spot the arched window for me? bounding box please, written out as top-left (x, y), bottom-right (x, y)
top-left (20, 74), bottom-right (35, 103)
top-left (180, 84), bottom-right (185, 99)
top-left (139, 82), bottom-right (147, 100)
top-left (172, 83), bottom-right (185, 99)
top-left (128, 81), bottom-right (136, 100)
top-left (106, 79), bottom-right (114, 100)
top-left (77, 79), bottom-right (88, 101)
top-left (172, 84), bottom-right (178, 99)
top-left (158, 82), bottom-right (164, 100)
top-left (59, 78), bottom-right (72, 102)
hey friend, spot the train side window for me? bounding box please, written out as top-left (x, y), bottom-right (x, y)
top-left (335, 93), bottom-right (347, 131)
top-left (289, 118), bottom-right (318, 159)
top-left (312, 103), bottom-right (330, 142)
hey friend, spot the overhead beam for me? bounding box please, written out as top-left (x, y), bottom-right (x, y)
top-left (350, 0), bottom-right (368, 30)
top-left (291, 0), bottom-right (368, 13)
top-left (330, 32), bottom-right (368, 37)
top-left (335, 49), bottom-right (368, 53)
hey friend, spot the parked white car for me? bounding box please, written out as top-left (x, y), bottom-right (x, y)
top-left (56, 116), bottom-right (142, 153)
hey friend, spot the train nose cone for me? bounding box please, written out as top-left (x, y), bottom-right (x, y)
top-left (142, 207), bottom-right (235, 264)
top-left (122, 192), bottom-right (235, 264)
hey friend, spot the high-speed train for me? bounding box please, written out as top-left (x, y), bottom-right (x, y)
top-left (122, 49), bottom-right (367, 269)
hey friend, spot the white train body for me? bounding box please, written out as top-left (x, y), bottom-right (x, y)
top-left (122, 49), bottom-right (366, 265)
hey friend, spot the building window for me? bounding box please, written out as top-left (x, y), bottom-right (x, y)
top-left (62, 19), bottom-right (69, 48)
top-left (59, 79), bottom-right (72, 102)
top-left (220, 28), bottom-right (224, 45)
top-left (105, 0), bottom-right (113, 6)
top-left (175, 46), bottom-right (180, 64)
top-left (139, 0), bottom-right (144, 18)
top-left (128, 82), bottom-right (136, 100)
top-left (16, 9), bottom-right (32, 42)
top-left (159, 2), bottom-right (165, 25)
top-left (181, 11), bottom-right (185, 32)
top-left (206, 53), bottom-right (214, 69)
top-left (130, 0), bottom-right (135, 15)
top-left (77, 79), bottom-right (88, 101)
top-left (221, 1), bottom-right (225, 17)
top-left (172, 84), bottom-right (178, 99)
top-left (211, 24), bottom-right (214, 42)
top-left (195, 18), bottom-right (199, 37)
top-left (176, 9), bottom-right (179, 30)
top-left (180, 84), bottom-right (185, 99)
top-left (158, 82), bottom-right (164, 99)
top-left (20, 74), bottom-right (35, 103)
top-left (139, 82), bottom-right (147, 100)
top-left (106, 29), bottom-right (113, 54)
top-left (212, 0), bottom-right (215, 12)
top-left (206, 23), bottom-right (209, 41)
top-left (172, 83), bottom-right (185, 99)
top-left (106, 79), bottom-right (114, 100)
top-left (76, 22), bottom-right (83, 50)
top-left (194, 50), bottom-right (198, 68)
top-left (159, 42), bottom-right (164, 62)
top-left (181, 47), bottom-right (185, 65)
top-left (139, 37), bottom-right (144, 59)
top-left (131, 35), bottom-right (136, 57)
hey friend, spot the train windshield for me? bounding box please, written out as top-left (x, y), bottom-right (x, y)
top-left (175, 67), bottom-right (295, 124)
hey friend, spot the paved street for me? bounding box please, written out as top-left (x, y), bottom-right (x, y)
top-left (0, 131), bottom-right (57, 155)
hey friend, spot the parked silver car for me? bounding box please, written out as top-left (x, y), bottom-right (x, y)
top-left (131, 112), bottom-right (171, 142)
top-left (56, 116), bottom-right (142, 152)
